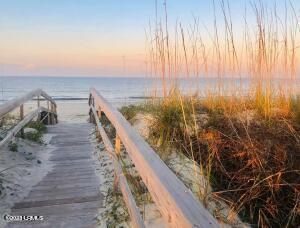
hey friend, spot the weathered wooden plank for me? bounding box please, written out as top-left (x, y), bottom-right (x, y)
top-left (11, 201), bottom-right (101, 216)
top-left (29, 184), bottom-right (99, 192)
top-left (27, 187), bottom-right (100, 199)
top-left (47, 168), bottom-right (96, 175)
top-left (90, 88), bottom-right (219, 228)
top-left (33, 182), bottom-right (101, 191)
top-left (91, 106), bottom-right (145, 228)
top-left (36, 178), bottom-right (100, 187)
top-left (12, 195), bottom-right (100, 209)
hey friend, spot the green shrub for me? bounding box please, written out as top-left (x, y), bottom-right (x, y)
top-left (8, 141), bottom-right (18, 152)
top-left (23, 121), bottom-right (46, 143)
top-left (25, 131), bottom-right (43, 143)
top-left (119, 104), bottom-right (151, 122)
top-left (27, 121), bottom-right (46, 133)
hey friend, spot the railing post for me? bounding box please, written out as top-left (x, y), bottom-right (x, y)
top-left (46, 101), bottom-right (51, 125)
top-left (97, 106), bottom-right (102, 119)
top-left (95, 107), bottom-right (102, 138)
top-left (89, 95), bottom-right (96, 124)
top-left (50, 103), bottom-right (55, 124)
top-left (37, 96), bottom-right (41, 108)
top-left (89, 109), bottom-right (93, 124)
top-left (115, 134), bottom-right (121, 157)
top-left (113, 134), bottom-right (122, 191)
top-left (37, 95), bottom-right (41, 121)
top-left (20, 104), bottom-right (24, 138)
top-left (54, 104), bottom-right (57, 124)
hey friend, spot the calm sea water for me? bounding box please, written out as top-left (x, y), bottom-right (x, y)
top-left (0, 76), bottom-right (214, 104)
top-left (0, 77), bottom-right (156, 105)
top-left (0, 76), bottom-right (299, 105)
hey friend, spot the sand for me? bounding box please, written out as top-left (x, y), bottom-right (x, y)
top-left (0, 133), bottom-right (55, 227)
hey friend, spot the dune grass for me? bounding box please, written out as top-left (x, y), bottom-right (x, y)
top-left (140, 0), bottom-right (300, 226)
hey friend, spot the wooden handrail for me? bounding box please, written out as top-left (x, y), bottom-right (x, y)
top-left (90, 106), bottom-right (145, 228)
top-left (0, 89), bottom-right (56, 118)
top-left (0, 89), bottom-right (57, 148)
top-left (0, 107), bottom-right (54, 148)
top-left (89, 88), bottom-right (219, 228)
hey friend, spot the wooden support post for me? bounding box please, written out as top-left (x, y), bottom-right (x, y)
top-left (20, 104), bottom-right (24, 138)
top-left (113, 134), bottom-right (122, 191)
top-left (97, 107), bottom-right (102, 119)
top-left (95, 107), bottom-right (102, 138)
top-left (89, 108), bottom-right (93, 124)
top-left (47, 101), bottom-right (51, 125)
top-left (115, 134), bottom-right (121, 157)
top-left (114, 134), bottom-right (121, 191)
top-left (37, 96), bottom-right (40, 107)
top-left (54, 104), bottom-right (57, 124)
top-left (37, 96), bottom-right (41, 121)
top-left (50, 104), bottom-right (54, 124)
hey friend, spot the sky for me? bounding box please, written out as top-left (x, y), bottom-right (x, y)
top-left (0, 0), bottom-right (300, 77)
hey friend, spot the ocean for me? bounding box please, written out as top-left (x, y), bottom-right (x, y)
top-left (0, 76), bottom-right (299, 106)
top-left (0, 76), bottom-right (157, 105)
top-left (0, 76), bottom-right (216, 105)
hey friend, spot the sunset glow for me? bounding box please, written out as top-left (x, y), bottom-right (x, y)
top-left (1, 0), bottom-right (300, 77)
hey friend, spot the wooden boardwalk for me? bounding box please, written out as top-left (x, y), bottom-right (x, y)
top-left (1, 88), bottom-right (219, 228)
top-left (6, 123), bottom-right (103, 228)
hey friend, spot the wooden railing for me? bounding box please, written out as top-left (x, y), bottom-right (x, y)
top-left (0, 89), bottom-right (57, 148)
top-left (89, 88), bottom-right (219, 228)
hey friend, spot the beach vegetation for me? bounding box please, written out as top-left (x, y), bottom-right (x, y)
top-left (140, 0), bottom-right (300, 226)
top-left (24, 121), bottom-right (46, 143)
top-left (8, 141), bottom-right (18, 152)
top-left (27, 121), bottom-right (47, 133)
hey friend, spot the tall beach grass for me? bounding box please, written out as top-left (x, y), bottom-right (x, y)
top-left (142, 0), bottom-right (300, 226)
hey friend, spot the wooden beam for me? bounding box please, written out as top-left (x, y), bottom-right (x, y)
top-left (90, 88), bottom-right (219, 228)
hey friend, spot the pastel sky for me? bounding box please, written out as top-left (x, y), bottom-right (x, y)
top-left (0, 0), bottom-right (299, 77)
